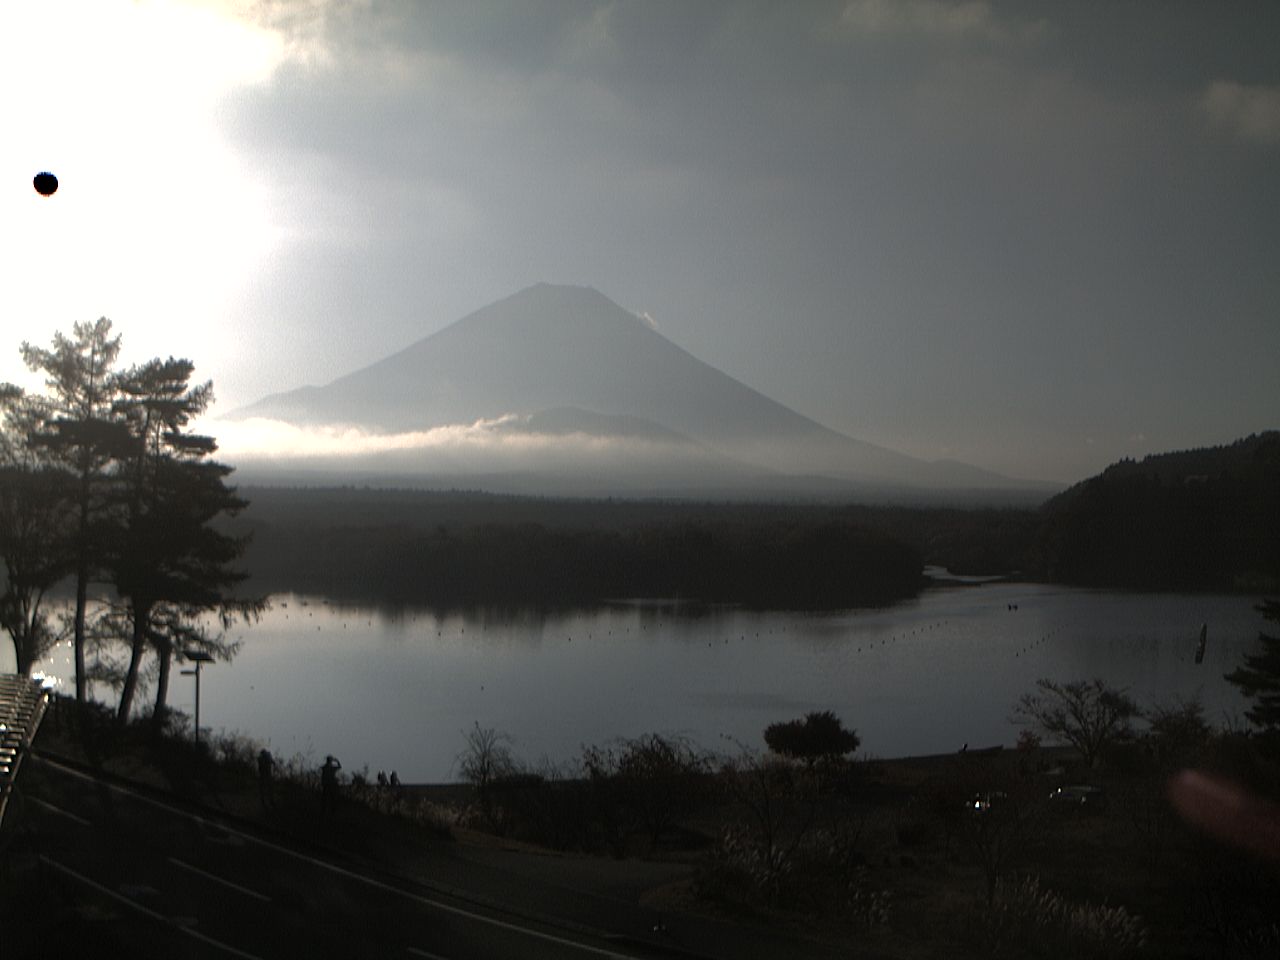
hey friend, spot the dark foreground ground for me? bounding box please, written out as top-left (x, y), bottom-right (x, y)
top-left (0, 707), bottom-right (856, 960)
top-left (3, 703), bottom-right (1279, 959)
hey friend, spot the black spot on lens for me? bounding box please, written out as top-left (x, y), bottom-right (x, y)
top-left (34, 172), bottom-right (58, 196)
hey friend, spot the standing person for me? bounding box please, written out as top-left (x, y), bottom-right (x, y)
top-left (321, 755), bottom-right (342, 814)
top-left (257, 749), bottom-right (276, 812)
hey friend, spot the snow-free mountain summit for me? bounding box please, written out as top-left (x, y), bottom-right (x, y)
top-left (230, 284), bottom-right (1052, 499)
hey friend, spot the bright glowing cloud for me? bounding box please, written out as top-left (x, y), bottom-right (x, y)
top-left (208, 415), bottom-right (520, 460)
top-left (205, 415), bottom-right (711, 468)
top-left (0, 0), bottom-right (290, 388)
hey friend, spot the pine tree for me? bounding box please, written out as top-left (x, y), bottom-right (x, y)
top-left (1224, 601), bottom-right (1280, 732)
top-left (19, 319), bottom-right (129, 701)
top-left (0, 386), bottom-right (76, 674)
top-left (109, 358), bottom-right (258, 724)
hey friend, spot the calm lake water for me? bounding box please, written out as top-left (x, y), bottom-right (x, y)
top-left (21, 576), bottom-right (1268, 782)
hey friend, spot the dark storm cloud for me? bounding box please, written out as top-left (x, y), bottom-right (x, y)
top-left (218, 1), bottom-right (1280, 482)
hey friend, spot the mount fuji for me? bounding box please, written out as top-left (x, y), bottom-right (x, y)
top-left (227, 284), bottom-right (1054, 501)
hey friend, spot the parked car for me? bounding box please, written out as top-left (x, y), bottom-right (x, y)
top-left (1049, 784), bottom-right (1107, 809)
top-left (968, 791), bottom-right (1009, 813)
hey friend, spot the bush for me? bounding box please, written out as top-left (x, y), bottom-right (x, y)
top-left (708, 748), bottom-right (866, 908)
top-left (343, 775), bottom-right (455, 839)
top-left (700, 816), bottom-right (873, 916)
top-left (453, 731), bottom-right (712, 854)
top-left (969, 875), bottom-right (1146, 958)
top-left (455, 723), bottom-right (518, 833)
top-left (764, 711), bottom-right (860, 765)
top-left (1012, 678), bottom-right (1140, 769)
top-left (1145, 696), bottom-right (1212, 769)
top-left (503, 768), bottom-right (594, 851)
top-left (582, 733), bottom-right (711, 855)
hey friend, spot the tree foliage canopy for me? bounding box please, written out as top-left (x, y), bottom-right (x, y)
top-left (12, 319), bottom-right (130, 700)
top-left (1012, 678), bottom-right (1140, 768)
top-left (1224, 601), bottom-right (1280, 732)
top-left (1, 320), bottom-right (258, 727)
top-left (764, 710), bottom-right (861, 763)
top-left (107, 355), bottom-right (255, 722)
top-left (0, 461), bottom-right (76, 673)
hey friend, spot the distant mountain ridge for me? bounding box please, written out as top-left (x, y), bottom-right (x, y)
top-left (229, 283), bottom-right (1055, 499)
top-left (1078, 432), bottom-right (1280, 488)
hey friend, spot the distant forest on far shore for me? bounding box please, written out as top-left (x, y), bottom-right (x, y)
top-left (222, 432), bottom-right (1279, 609)
top-left (225, 491), bottom-right (934, 609)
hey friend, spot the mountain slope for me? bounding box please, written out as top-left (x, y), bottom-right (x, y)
top-left (230, 284), bottom-right (1050, 495)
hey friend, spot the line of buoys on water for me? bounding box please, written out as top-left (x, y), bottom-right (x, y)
top-left (1015, 628), bottom-right (1058, 659)
top-left (849, 619), bottom-right (950, 654)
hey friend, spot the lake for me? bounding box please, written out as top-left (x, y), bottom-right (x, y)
top-left (21, 576), bottom-right (1268, 782)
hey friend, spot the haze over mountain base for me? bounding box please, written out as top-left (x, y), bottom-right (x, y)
top-left (224, 284), bottom-right (1059, 503)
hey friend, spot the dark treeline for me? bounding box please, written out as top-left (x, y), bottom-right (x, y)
top-left (1030, 432), bottom-right (1280, 591)
top-left (228, 489), bottom-right (935, 608)
top-left (228, 431), bottom-right (1280, 608)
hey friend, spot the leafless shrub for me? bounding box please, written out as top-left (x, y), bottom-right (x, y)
top-left (971, 874), bottom-right (1146, 958)
top-left (1012, 678), bottom-right (1140, 769)
top-left (581, 733), bottom-right (711, 855)
top-left (455, 722), bottom-right (518, 834)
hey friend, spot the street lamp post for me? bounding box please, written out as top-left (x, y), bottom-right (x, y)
top-left (180, 651), bottom-right (216, 747)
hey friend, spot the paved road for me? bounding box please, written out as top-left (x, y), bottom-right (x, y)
top-left (11, 756), bottom-right (655, 960)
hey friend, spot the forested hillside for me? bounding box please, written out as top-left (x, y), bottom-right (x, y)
top-left (1031, 433), bottom-right (1280, 590)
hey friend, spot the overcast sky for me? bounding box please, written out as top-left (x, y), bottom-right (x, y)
top-left (3, 0), bottom-right (1278, 483)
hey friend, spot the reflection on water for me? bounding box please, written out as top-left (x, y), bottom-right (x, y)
top-left (25, 582), bottom-right (1263, 782)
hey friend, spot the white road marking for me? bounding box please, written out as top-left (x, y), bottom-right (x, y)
top-left (39, 856), bottom-right (266, 960)
top-left (28, 795), bottom-right (91, 826)
top-left (37, 755), bottom-right (637, 959)
top-left (407, 948), bottom-right (454, 959)
top-left (168, 856), bottom-right (272, 903)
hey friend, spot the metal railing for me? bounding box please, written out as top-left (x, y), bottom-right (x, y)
top-left (0, 673), bottom-right (51, 829)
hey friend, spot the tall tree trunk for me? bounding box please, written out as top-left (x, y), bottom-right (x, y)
top-left (117, 601), bottom-right (149, 723)
top-left (14, 632), bottom-right (34, 677)
top-left (11, 594), bottom-right (41, 676)
top-left (73, 473), bottom-right (91, 704)
top-left (152, 636), bottom-right (172, 730)
top-left (74, 562), bottom-right (88, 703)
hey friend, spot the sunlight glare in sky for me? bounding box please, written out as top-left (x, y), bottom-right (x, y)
top-left (0, 0), bottom-right (287, 390)
top-left (2, 2), bottom-right (1276, 482)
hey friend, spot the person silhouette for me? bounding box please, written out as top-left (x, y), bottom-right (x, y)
top-left (321, 755), bottom-right (342, 814)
